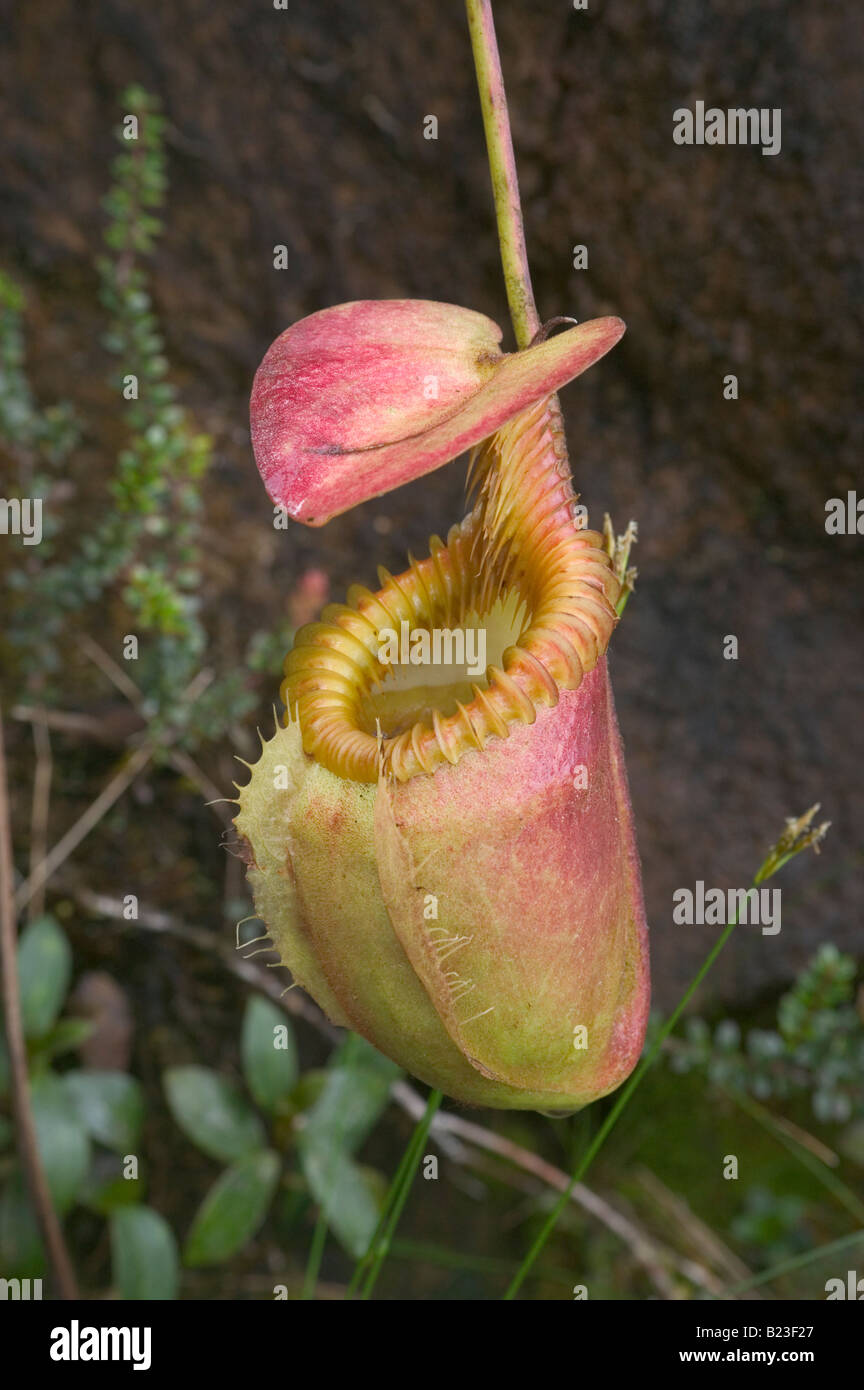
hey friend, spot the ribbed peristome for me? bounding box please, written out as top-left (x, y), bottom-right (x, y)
top-left (281, 395), bottom-right (621, 783)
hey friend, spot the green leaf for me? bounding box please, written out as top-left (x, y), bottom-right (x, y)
top-left (241, 997), bottom-right (297, 1111)
top-left (111, 1206), bottom-right (179, 1300)
top-left (163, 1066), bottom-right (265, 1163)
top-left (301, 1035), bottom-right (400, 1158)
top-left (30, 1074), bottom-right (90, 1214)
top-left (31, 1017), bottom-right (95, 1062)
top-left (79, 1150), bottom-right (144, 1216)
top-left (287, 1068), bottom-right (328, 1114)
top-left (183, 1149), bottom-right (280, 1268)
top-left (300, 1150), bottom-right (382, 1259)
top-left (64, 1071), bottom-right (144, 1153)
top-left (0, 1173), bottom-right (45, 1278)
top-left (297, 1037), bottom-right (399, 1258)
top-left (17, 915), bottom-right (72, 1038)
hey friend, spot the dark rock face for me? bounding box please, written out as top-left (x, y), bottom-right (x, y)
top-left (1, 0), bottom-right (861, 1007)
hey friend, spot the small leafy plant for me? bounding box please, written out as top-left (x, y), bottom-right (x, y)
top-left (0, 916), bottom-right (403, 1295)
top-left (163, 1009), bottom-right (400, 1270)
top-left (669, 945), bottom-right (864, 1124)
top-left (1, 84), bottom-right (293, 742)
top-left (0, 914), bottom-right (179, 1298)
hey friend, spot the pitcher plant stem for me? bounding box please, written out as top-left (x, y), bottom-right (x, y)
top-left (465, 0), bottom-right (540, 349)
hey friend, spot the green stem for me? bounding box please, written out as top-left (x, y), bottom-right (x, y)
top-left (615, 587), bottom-right (633, 618)
top-left (347, 1087), bottom-right (443, 1299)
top-left (465, 0), bottom-right (540, 349)
top-left (347, 1129), bottom-right (416, 1298)
top-left (301, 1207), bottom-right (328, 1301)
top-left (505, 912), bottom-right (742, 1298)
top-left (360, 1089), bottom-right (443, 1299)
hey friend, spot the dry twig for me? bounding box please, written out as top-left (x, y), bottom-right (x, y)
top-left (13, 667), bottom-right (214, 912)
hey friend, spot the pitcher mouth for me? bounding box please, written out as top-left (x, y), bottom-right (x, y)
top-left (281, 398), bottom-right (621, 783)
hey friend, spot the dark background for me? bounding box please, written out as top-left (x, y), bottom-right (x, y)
top-left (1, 0), bottom-right (861, 1008)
